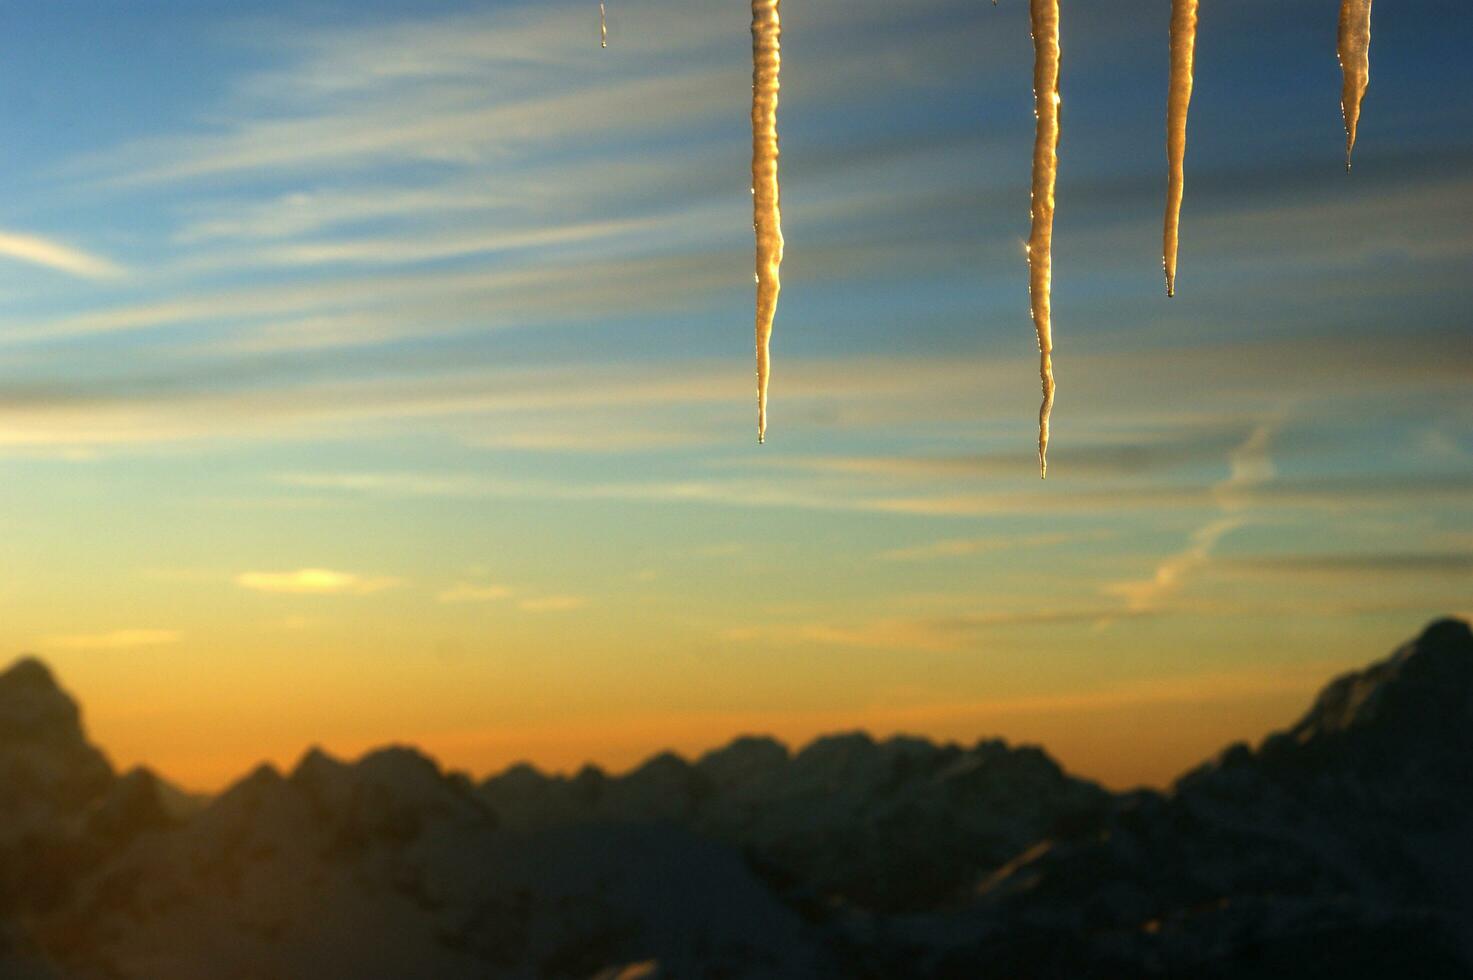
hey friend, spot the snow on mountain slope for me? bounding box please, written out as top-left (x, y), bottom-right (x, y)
top-left (913, 618), bottom-right (1473, 978)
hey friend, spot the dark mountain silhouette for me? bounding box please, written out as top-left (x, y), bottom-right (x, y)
top-left (481, 732), bottom-right (1109, 913)
top-left (915, 617), bottom-right (1473, 978)
top-left (0, 619), bottom-right (1468, 978)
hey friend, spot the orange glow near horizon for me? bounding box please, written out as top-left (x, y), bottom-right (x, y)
top-left (39, 629), bottom-right (1387, 794)
top-left (0, 0), bottom-right (1465, 826)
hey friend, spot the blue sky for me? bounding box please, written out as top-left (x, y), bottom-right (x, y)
top-left (0, 0), bottom-right (1468, 789)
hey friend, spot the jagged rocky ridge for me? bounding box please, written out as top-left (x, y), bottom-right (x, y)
top-left (903, 617), bottom-right (1473, 979)
top-left (481, 732), bottom-right (1108, 914)
top-left (0, 620), bottom-right (1468, 978)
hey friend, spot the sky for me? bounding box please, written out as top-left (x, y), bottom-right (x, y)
top-left (0, 0), bottom-right (1468, 792)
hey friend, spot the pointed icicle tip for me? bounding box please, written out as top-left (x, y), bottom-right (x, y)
top-left (1027, 0), bottom-right (1060, 482)
top-left (751, 0), bottom-right (784, 445)
top-left (1037, 355), bottom-right (1052, 479)
top-left (1337, 0), bottom-right (1372, 174)
top-left (1162, 0), bottom-right (1197, 303)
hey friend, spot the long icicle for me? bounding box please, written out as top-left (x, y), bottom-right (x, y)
top-left (1163, 0), bottom-right (1197, 298)
top-left (1027, 0), bottom-right (1060, 478)
top-left (1337, 0), bottom-right (1372, 171)
top-left (600, 1), bottom-right (607, 48)
top-left (752, 0), bottom-right (784, 444)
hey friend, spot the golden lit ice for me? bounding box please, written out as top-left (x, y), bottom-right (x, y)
top-left (1163, 0), bottom-right (1197, 297)
top-left (751, 0), bottom-right (784, 444)
top-left (1027, 0), bottom-right (1060, 477)
top-left (1338, 0), bottom-right (1372, 170)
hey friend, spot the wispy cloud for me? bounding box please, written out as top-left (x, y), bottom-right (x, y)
top-left (84, 0), bottom-right (978, 188)
top-left (0, 322), bottom-right (1463, 465)
top-left (44, 629), bottom-right (180, 651)
top-left (437, 580), bottom-right (583, 611)
top-left (1220, 552), bottom-right (1473, 578)
top-left (880, 530), bottom-right (1116, 562)
top-left (464, 425), bottom-right (708, 453)
top-left (876, 664), bottom-right (1338, 721)
top-left (174, 182), bottom-right (512, 244)
top-left (517, 595), bottom-right (586, 613)
top-left (234, 568), bottom-right (402, 595)
top-left (275, 458), bottom-right (1470, 524)
top-left (744, 429), bottom-right (1259, 484)
top-left (437, 583), bottom-right (513, 603)
top-left (0, 230), bottom-right (124, 280)
top-left (725, 608), bottom-right (1149, 654)
top-left (94, 50), bottom-right (739, 187)
top-left (1105, 423), bottom-right (1277, 614)
top-left (177, 213), bottom-right (674, 277)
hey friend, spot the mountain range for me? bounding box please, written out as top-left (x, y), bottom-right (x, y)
top-left (0, 618), bottom-right (1469, 978)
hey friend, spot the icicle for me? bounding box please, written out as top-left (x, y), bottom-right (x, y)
top-left (600, 1), bottom-right (608, 49)
top-left (1337, 0), bottom-right (1372, 170)
top-left (1027, 0), bottom-right (1059, 478)
top-left (1163, 0), bottom-right (1197, 298)
top-left (751, 0), bottom-right (784, 444)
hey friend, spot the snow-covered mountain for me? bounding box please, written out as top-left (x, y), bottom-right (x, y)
top-left (0, 619), bottom-right (1468, 978)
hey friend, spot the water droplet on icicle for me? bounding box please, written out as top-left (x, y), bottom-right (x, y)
top-left (1163, 0), bottom-right (1197, 298)
top-left (751, 0), bottom-right (784, 444)
top-left (1338, 0), bottom-right (1372, 171)
top-left (1027, 0), bottom-right (1060, 478)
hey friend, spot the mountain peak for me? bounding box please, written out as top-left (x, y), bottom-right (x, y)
top-left (0, 656), bottom-right (97, 753)
top-left (696, 735), bottom-right (789, 788)
top-left (1416, 615), bottom-right (1473, 645)
top-left (0, 656), bottom-right (114, 830)
top-left (1172, 617), bottom-right (1473, 803)
top-left (1289, 615), bottom-right (1472, 743)
top-left (0, 658), bottom-right (72, 734)
top-left (0, 656), bottom-right (58, 690)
